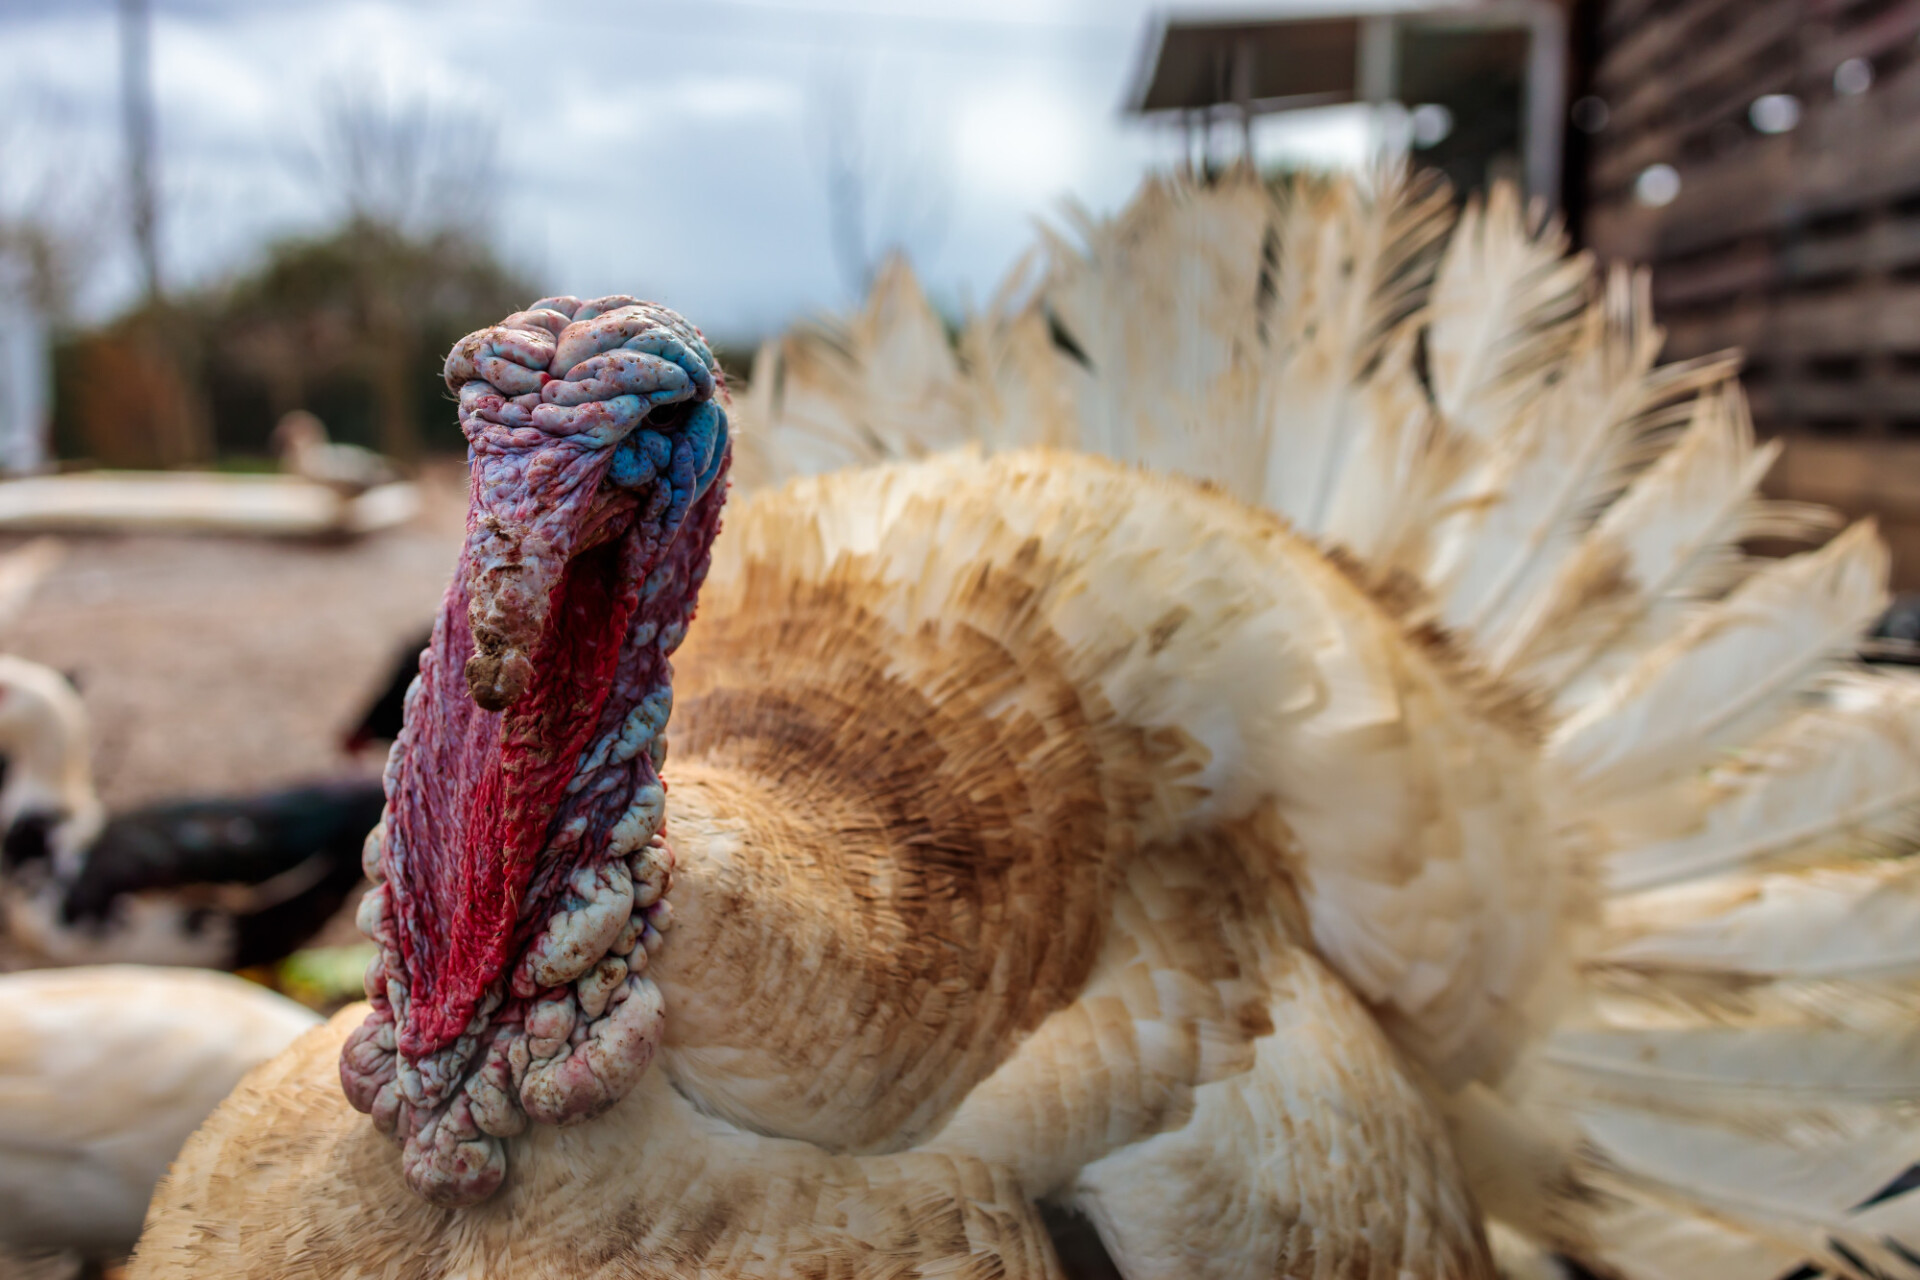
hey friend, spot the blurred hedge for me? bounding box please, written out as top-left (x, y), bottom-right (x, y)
top-left (53, 218), bottom-right (535, 467)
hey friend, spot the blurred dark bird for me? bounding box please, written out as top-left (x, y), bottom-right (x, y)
top-left (1867, 595), bottom-right (1920, 666)
top-left (0, 655), bottom-right (384, 970)
top-left (341, 628), bottom-right (431, 753)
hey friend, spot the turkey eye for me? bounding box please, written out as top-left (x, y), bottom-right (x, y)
top-left (644, 402), bottom-right (689, 431)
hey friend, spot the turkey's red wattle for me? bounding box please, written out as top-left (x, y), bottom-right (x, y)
top-left (341, 295), bottom-right (728, 1205)
top-left (391, 519), bottom-right (644, 1056)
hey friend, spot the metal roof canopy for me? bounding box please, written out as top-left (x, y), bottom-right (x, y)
top-left (1127, 16), bottom-right (1364, 117)
top-left (1124, 3), bottom-right (1567, 204)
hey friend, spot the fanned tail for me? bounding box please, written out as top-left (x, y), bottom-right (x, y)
top-left (1517, 662), bottom-right (1920, 1280)
top-left (733, 256), bottom-right (971, 491)
top-left (741, 166), bottom-right (1920, 1280)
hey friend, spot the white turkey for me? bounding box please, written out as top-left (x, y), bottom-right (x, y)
top-left (271, 410), bottom-right (400, 497)
top-left (131, 171), bottom-right (1920, 1280)
top-left (0, 966), bottom-right (318, 1260)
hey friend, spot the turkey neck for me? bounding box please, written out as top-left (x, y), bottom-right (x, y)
top-left (645, 613), bottom-right (1137, 1156)
top-left (0, 667), bottom-right (103, 873)
top-left (342, 296), bottom-right (733, 1206)
top-left (648, 764), bottom-right (1050, 1154)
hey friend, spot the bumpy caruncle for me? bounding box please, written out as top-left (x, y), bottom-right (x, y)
top-left (339, 294), bottom-right (729, 1206)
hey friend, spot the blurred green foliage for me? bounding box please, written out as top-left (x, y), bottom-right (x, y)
top-left (54, 217), bottom-right (535, 465)
top-left (261, 940), bottom-right (380, 1013)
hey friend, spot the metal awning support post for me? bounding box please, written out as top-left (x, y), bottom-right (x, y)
top-left (1232, 37), bottom-right (1255, 162)
top-left (1521, 0), bottom-right (1567, 210)
top-left (1358, 15), bottom-right (1401, 162)
top-left (1424, 0), bottom-right (1567, 206)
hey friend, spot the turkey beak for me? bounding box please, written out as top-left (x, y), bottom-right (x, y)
top-left (458, 448), bottom-right (623, 713)
top-left (461, 516), bottom-right (549, 713)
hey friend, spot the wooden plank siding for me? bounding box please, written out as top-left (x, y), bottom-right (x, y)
top-left (1582, 0), bottom-right (1920, 583)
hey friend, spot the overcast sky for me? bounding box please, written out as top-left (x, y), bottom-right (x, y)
top-left (0, 0), bottom-right (1389, 341)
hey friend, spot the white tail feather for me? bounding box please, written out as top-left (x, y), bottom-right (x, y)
top-left (1576, 1198), bottom-right (1813, 1280)
top-left (1426, 184), bottom-right (1588, 446)
top-left (732, 257), bottom-right (967, 490)
top-left (1320, 335), bottom-right (1453, 564)
top-left (1260, 169), bottom-right (1453, 532)
top-left (1431, 270), bottom-right (1670, 646)
top-left (1041, 177), bottom-right (1276, 487)
top-left (1598, 674), bottom-right (1920, 894)
top-left (1550, 521), bottom-right (1889, 801)
top-left (1571, 1107), bottom-right (1920, 1280)
top-left (1602, 860), bottom-right (1920, 976)
top-left (1504, 385), bottom-right (1790, 700)
top-left (743, 167), bottom-right (1920, 1280)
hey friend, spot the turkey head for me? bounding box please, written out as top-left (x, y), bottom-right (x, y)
top-left (342, 296), bottom-right (730, 1206)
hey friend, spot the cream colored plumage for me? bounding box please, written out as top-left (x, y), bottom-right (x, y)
top-left (134, 170), bottom-right (1919, 1279)
top-left (0, 967), bottom-right (319, 1258)
top-left (742, 169), bottom-right (1920, 1279)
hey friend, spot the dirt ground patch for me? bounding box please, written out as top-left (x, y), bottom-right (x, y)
top-left (0, 462), bottom-right (468, 822)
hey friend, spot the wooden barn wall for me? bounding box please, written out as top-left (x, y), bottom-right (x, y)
top-left (1581, 0), bottom-right (1920, 585)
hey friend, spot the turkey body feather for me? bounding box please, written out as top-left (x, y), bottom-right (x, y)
top-left (139, 450), bottom-right (1506, 1277)
top-left (0, 966), bottom-right (318, 1258)
top-left (135, 170), bottom-right (1920, 1280)
top-left (736, 170), bottom-right (1920, 1280)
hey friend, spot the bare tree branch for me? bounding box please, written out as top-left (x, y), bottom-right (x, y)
top-left (296, 75), bottom-right (501, 239)
top-left (0, 93), bottom-right (114, 319)
top-left (807, 59), bottom-right (951, 301)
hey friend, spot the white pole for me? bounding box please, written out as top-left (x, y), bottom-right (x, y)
top-left (0, 259), bottom-right (50, 475)
top-left (120, 0), bottom-right (161, 304)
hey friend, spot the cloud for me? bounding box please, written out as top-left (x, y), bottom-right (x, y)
top-left (674, 76), bottom-right (802, 121)
top-left (955, 80), bottom-right (1087, 206)
top-left (0, 0), bottom-right (1225, 338)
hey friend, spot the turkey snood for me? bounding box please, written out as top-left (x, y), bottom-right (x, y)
top-left (341, 297), bottom-right (730, 1206)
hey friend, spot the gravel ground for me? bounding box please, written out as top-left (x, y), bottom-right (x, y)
top-left (0, 462), bottom-right (468, 811)
top-left (0, 462), bottom-right (470, 968)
